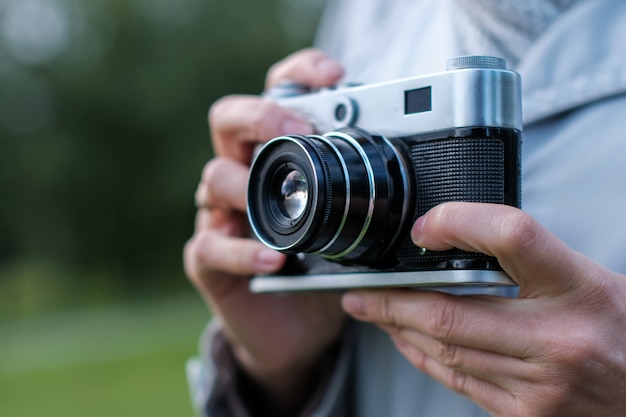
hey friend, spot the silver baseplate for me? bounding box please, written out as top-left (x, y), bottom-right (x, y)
top-left (250, 269), bottom-right (515, 293)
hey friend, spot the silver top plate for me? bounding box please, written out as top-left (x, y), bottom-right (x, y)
top-left (275, 66), bottom-right (522, 137)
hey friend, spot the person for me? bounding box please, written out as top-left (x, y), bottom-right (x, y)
top-left (184, 0), bottom-right (626, 415)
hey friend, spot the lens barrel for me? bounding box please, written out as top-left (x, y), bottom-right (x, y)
top-left (247, 128), bottom-right (411, 264)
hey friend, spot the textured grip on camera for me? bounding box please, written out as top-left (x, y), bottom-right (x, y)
top-left (396, 136), bottom-right (505, 266)
top-left (412, 137), bottom-right (505, 209)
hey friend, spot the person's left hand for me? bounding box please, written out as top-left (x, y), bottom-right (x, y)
top-left (342, 202), bottom-right (626, 417)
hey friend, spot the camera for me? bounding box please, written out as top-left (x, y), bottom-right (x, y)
top-left (247, 56), bottom-right (522, 292)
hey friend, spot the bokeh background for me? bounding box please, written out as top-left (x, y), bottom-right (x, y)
top-left (0, 0), bottom-right (323, 415)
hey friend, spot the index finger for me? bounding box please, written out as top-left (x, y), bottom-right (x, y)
top-left (342, 289), bottom-right (540, 358)
top-left (209, 95), bottom-right (313, 163)
top-left (265, 48), bottom-right (344, 90)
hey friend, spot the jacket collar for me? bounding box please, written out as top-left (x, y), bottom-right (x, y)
top-left (517, 0), bottom-right (626, 125)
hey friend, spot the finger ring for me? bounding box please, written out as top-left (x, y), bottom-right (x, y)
top-left (195, 200), bottom-right (211, 210)
top-left (194, 185), bottom-right (210, 210)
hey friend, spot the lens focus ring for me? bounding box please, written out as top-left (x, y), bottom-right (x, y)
top-left (247, 128), bottom-right (411, 264)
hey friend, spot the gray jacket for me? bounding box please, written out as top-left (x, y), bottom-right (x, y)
top-left (190, 0), bottom-right (626, 415)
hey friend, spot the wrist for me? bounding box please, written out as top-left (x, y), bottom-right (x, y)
top-left (232, 342), bottom-right (340, 415)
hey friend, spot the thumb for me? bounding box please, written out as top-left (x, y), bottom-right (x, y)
top-left (410, 202), bottom-right (596, 298)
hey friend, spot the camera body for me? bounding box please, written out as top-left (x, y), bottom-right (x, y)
top-left (247, 56), bottom-right (522, 292)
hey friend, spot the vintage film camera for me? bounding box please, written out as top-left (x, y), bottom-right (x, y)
top-left (247, 56), bottom-right (522, 292)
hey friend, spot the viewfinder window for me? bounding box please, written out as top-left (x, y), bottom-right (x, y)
top-left (404, 86), bottom-right (432, 114)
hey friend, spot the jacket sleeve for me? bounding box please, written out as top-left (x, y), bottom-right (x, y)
top-left (186, 318), bottom-right (355, 417)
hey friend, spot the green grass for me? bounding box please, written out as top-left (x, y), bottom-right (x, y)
top-left (0, 293), bottom-right (211, 417)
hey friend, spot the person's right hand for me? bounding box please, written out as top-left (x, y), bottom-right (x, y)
top-left (184, 49), bottom-right (347, 412)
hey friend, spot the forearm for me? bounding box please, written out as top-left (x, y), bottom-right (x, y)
top-left (188, 319), bottom-right (354, 417)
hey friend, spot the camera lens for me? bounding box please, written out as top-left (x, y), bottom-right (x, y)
top-left (279, 170), bottom-right (308, 220)
top-left (248, 128), bottom-right (411, 263)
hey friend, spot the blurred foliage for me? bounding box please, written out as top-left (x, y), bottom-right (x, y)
top-left (0, 0), bottom-right (324, 316)
top-left (0, 294), bottom-right (209, 416)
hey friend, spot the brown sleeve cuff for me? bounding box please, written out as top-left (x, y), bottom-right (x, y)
top-left (205, 324), bottom-right (341, 417)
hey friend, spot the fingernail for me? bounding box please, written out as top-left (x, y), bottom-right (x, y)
top-left (316, 59), bottom-right (344, 79)
top-left (411, 215), bottom-right (426, 244)
top-left (255, 249), bottom-right (284, 272)
top-left (342, 292), bottom-right (366, 318)
top-left (281, 118), bottom-right (314, 135)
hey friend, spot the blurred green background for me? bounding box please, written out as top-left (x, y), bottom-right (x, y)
top-left (0, 0), bottom-right (322, 415)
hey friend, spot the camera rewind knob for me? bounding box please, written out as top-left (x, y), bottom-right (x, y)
top-left (446, 56), bottom-right (506, 71)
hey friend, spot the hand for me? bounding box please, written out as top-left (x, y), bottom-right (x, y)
top-left (342, 202), bottom-right (626, 417)
top-left (184, 49), bottom-right (346, 410)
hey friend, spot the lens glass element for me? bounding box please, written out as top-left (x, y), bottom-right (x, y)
top-left (279, 170), bottom-right (308, 220)
top-left (247, 130), bottom-right (409, 260)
